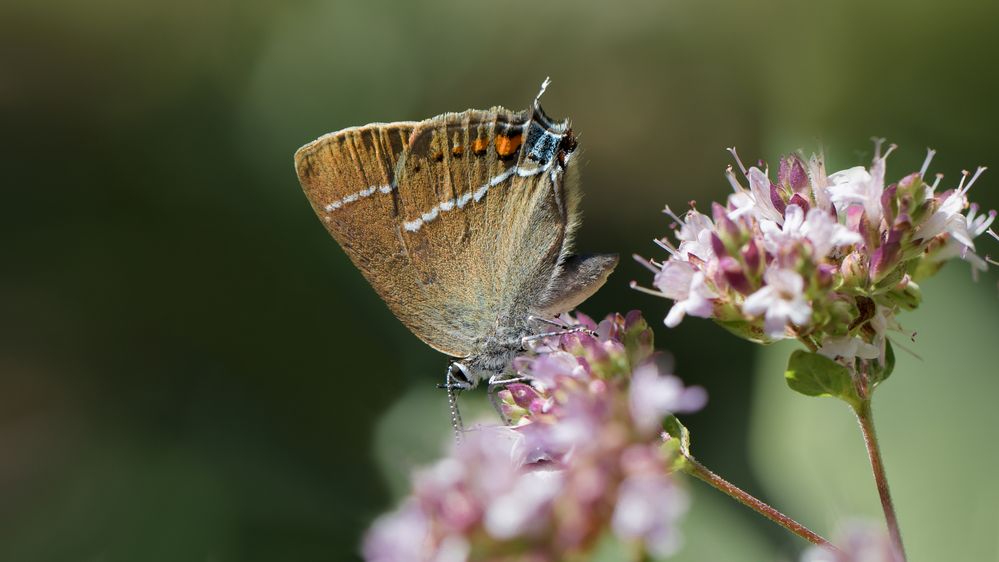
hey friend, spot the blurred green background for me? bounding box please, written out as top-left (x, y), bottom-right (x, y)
top-left (4, 0), bottom-right (998, 560)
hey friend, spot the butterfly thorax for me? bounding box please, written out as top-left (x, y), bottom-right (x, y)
top-left (460, 323), bottom-right (532, 385)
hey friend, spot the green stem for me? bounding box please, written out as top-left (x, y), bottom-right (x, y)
top-left (683, 455), bottom-right (836, 549)
top-left (797, 335), bottom-right (819, 353)
top-left (853, 399), bottom-right (907, 561)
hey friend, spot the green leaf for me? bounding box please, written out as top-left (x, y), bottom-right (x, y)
top-left (662, 415), bottom-right (692, 471)
top-left (714, 318), bottom-right (770, 344)
top-left (784, 349), bottom-right (860, 406)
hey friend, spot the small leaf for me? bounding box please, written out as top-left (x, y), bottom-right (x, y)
top-left (784, 349), bottom-right (860, 406)
top-left (715, 318), bottom-right (770, 344)
top-left (662, 415), bottom-right (692, 471)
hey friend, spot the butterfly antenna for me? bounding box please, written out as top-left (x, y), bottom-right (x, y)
top-left (443, 365), bottom-right (465, 443)
top-left (536, 77), bottom-right (552, 103)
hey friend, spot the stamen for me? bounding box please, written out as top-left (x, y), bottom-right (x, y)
top-left (919, 148), bottom-right (936, 178)
top-left (961, 166), bottom-right (987, 194)
top-left (652, 237), bottom-right (677, 256)
top-left (629, 280), bottom-right (667, 297)
top-left (872, 137), bottom-right (886, 160)
top-left (662, 205), bottom-right (684, 225)
top-left (888, 335), bottom-right (923, 361)
top-left (726, 147), bottom-right (748, 177)
top-left (633, 253), bottom-right (662, 273)
top-left (958, 170), bottom-right (970, 192)
top-left (725, 166), bottom-right (744, 192)
top-left (975, 209), bottom-right (997, 235)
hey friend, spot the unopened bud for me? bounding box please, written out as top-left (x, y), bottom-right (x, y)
top-left (840, 251), bottom-right (869, 287)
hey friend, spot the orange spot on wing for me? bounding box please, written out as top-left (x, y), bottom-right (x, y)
top-left (452, 145), bottom-right (464, 157)
top-left (471, 137), bottom-right (489, 155)
top-left (495, 134), bottom-right (523, 158)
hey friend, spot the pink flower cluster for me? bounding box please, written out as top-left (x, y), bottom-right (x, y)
top-left (641, 142), bottom-right (995, 365)
top-left (363, 312), bottom-right (706, 562)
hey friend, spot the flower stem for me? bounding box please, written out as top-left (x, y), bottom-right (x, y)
top-left (852, 399), bottom-right (907, 561)
top-left (683, 455), bottom-right (836, 549)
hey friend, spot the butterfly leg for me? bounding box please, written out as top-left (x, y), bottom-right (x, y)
top-left (520, 325), bottom-right (596, 348)
top-left (486, 374), bottom-right (530, 424)
top-left (527, 314), bottom-right (571, 330)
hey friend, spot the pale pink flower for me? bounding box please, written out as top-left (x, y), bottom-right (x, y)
top-left (743, 268), bottom-right (812, 338)
top-left (629, 363), bottom-right (708, 434)
top-left (655, 265), bottom-right (717, 328)
top-left (819, 336), bottom-right (880, 362)
top-left (612, 456), bottom-right (690, 558)
top-left (801, 521), bottom-right (902, 562)
top-left (807, 153), bottom-right (834, 212)
top-left (760, 204), bottom-right (861, 259)
top-left (827, 166), bottom-right (878, 217)
top-left (747, 166), bottom-right (784, 222)
top-left (665, 206), bottom-right (715, 262)
top-left (484, 468), bottom-right (562, 539)
top-left (800, 208), bottom-right (863, 258)
top-left (867, 303), bottom-right (903, 365)
top-left (827, 141), bottom-right (891, 224)
top-left (363, 499), bottom-right (432, 562)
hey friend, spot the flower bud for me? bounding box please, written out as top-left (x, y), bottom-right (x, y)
top-left (884, 276), bottom-right (922, 310)
top-left (710, 232), bottom-right (728, 258)
top-left (816, 263), bottom-right (836, 289)
top-left (870, 229), bottom-right (903, 282)
top-left (840, 251), bottom-right (869, 288)
top-left (881, 183), bottom-right (898, 226)
top-left (788, 193), bottom-right (810, 214)
top-left (896, 172), bottom-right (923, 200)
top-left (720, 256), bottom-right (752, 294)
top-left (741, 238), bottom-right (764, 279)
top-left (826, 298), bottom-right (858, 337)
top-left (770, 182), bottom-right (788, 215)
top-left (778, 154), bottom-right (810, 193)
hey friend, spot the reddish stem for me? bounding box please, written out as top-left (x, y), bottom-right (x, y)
top-left (684, 455), bottom-right (836, 549)
top-left (853, 400), bottom-right (907, 561)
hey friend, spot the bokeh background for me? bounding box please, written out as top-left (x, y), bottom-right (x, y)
top-left (4, 0), bottom-right (999, 560)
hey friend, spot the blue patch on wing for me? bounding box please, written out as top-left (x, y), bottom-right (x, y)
top-left (525, 121), bottom-right (560, 165)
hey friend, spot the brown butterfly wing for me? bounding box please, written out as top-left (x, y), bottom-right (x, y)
top-left (294, 122), bottom-right (474, 357)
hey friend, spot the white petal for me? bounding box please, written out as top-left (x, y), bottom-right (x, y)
top-left (742, 285), bottom-right (775, 316)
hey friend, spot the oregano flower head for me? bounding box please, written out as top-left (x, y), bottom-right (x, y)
top-left (639, 142), bottom-right (994, 387)
top-left (363, 313), bottom-right (705, 562)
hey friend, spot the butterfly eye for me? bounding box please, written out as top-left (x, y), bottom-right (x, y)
top-left (449, 362), bottom-right (473, 386)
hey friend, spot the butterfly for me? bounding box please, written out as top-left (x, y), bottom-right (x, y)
top-left (293, 80), bottom-right (616, 429)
